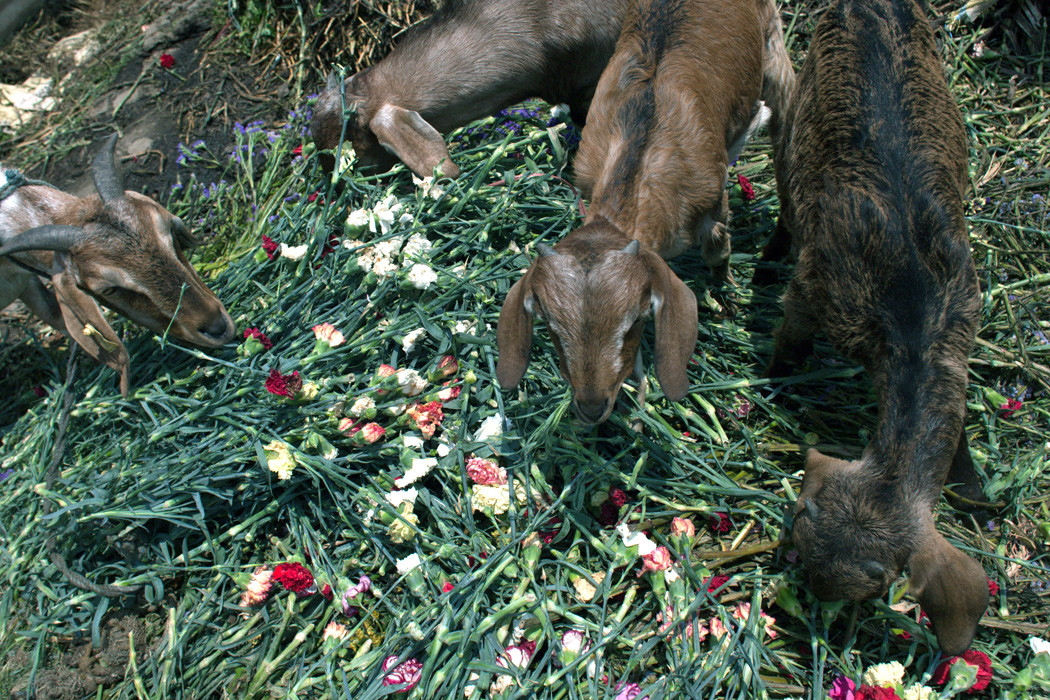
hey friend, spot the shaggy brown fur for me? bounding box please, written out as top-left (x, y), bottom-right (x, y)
top-left (767, 0), bottom-right (988, 655)
top-left (310, 0), bottom-right (629, 178)
top-left (497, 0), bottom-right (794, 424)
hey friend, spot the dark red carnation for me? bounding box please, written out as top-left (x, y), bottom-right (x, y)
top-left (159, 53), bottom-right (175, 69)
top-left (706, 574), bottom-right (730, 593)
top-left (855, 685), bottom-right (901, 700)
top-left (243, 327), bottom-right (273, 349)
top-left (293, 145), bottom-right (303, 157)
top-left (265, 368), bottom-right (302, 397)
top-left (987, 578), bottom-right (999, 596)
top-left (598, 501), bottom-right (620, 528)
top-left (608, 487), bottom-right (628, 508)
top-left (999, 398), bottom-right (1022, 417)
top-left (272, 562), bottom-right (314, 594)
top-left (442, 581), bottom-right (454, 593)
top-left (710, 512), bottom-right (731, 534)
top-left (32, 385), bottom-right (46, 398)
top-left (737, 173), bottom-right (755, 201)
top-left (261, 235), bottom-right (279, 260)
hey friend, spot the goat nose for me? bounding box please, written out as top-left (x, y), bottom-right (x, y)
top-left (199, 315), bottom-right (232, 341)
top-left (574, 398), bottom-right (610, 424)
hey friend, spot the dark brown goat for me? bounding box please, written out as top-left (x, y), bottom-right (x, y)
top-left (311, 0), bottom-right (629, 179)
top-left (767, 0), bottom-right (988, 655)
top-left (497, 0), bottom-right (793, 424)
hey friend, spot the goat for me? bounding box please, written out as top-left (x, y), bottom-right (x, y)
top-left (496, 0), bottom-right (794, 424)
top-left (0, 134), bottom-right (236, 396)
top-left (310, 0), bottom-right (629, 179)
top-left (767, 0), bottom-right (988, 655)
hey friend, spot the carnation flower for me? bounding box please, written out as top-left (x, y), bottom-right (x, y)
top-left (403, 233), bottom-right (432, 260)
top-left (265, 368), bottom-right (302, 397)
top-left (382, 655), bottom-right (423, 693)
top-left (401, 328), bottom-right (427, 353)
top-left (272, 562), bottom-right (314, 594)
top-left (395, 457), bottom-right (437, 488)
top-left (932, 649), bottom-right (992, 693)
top-left (737, 173), bottom-right (755, 201)
top-left (829, 676), bottom-right (857, 700)
top-left (470, 482), bottom-right (525, 515)
top-left (385, 488), bottom-right (418, 508)
top-left (561, 629), bottom-right (585, 655)
top-left (670, 517), bottom-right (695, 539)
top-left (641, 546), bottom-right (673, 573)
top-left (159, 53), bottom-right (175, 69)
top-left (281, 243), bottom-right (309, 261)
top-left (405, 263), bottom-right (438, 290)
top-left (436, 384), bottom-right (461, 401)
top-left (466, 456), bottom-right (507, 485)
top-left (372, 195), bottom-right (405, 235)
top-left (608, 487), bottom-right (628, 508)
top-left (388, 512), bottom-right (420, 543)
top-left (406, 401), bottom-right (443, 439)
top-left (862, 661), bottom-right (906, 688)
top-left (412, 174), bottom-right (445, 199)
top-left (617, 524), bottom-right (657, 557)
top-left (312, 322), bottom-right (345, 347)
top-left (396, 553), bottom-right (422, 575)
top-left (429, 355), bottom-right (459, 382)
top-left (614, 682), bottom-right (646, 700)
top-left (473, 415), bottom-right (504, 442)
top-left (261, 235), bottom-right (279, 260)
top-left (359, 422), bottom-right (386, 444)
top-left (396, 368), bottom-right (427, 396)
top-left (709, 512), bottom-right (731, 533)
top-left (731, 603), bottom-right (777, 639)
top-left (242, 327), bottom-right (273, 350)
top-left (900, 684), bottom-right (936, 700)
top-left (239, 566), bottom-right (273, 606)
top-left (1032, 637), bottom-right (1050, 655)
top-left (345, 208), bottom-right (370, 236)
top-left (855, 686), bottom-right (901, 700)
top-left (709, 616), bottom-right (727, 639)
top-left (442, 580), bottom-right (454, 593)
top-left (323, 621), bottom-right (349, 642)
top-left (263, 440), bottom-right (296, 480)
top-left (349, 396), bottom-right (376, 418)
top-left (705, 574), bottom-right (730, 593)
top-left (498, 641), bottom-right (536, 670)
top-left (341, 574), bottom-right (372, 615)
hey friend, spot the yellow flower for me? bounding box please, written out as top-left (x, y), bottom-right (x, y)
top-left (470, 483), bottom-right (526, 515)
top-left (263, 440), bottom-right (296, 480)
top-left (387, 511), bottom-right (420, 543)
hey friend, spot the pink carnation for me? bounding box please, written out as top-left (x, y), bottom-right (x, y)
top-left (641, 546), bottom-right (673, 573)
top-left (382, 655), bottom-right (423, 693)
top-left (466, 456), bottom-right (507, 485)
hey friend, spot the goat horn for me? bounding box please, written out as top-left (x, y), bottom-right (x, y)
top-left (91, 133), bottom-right (126, 204)
top-left (622, 240), bottom-right (641, 255)
top-left (536, 243), bottom-right (558, 258)
top-left (804, 499), bottom-right (820, 519)
top-left (0, 225), bottom-right (86, 257)
top-left (327, 70), bottom-right (341, 90)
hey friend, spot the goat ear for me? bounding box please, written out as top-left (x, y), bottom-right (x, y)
top-left (370, 104), bottom-right (460, 179)
top-left (798, 448), bottom-right (851, 505)
top-left (645, 253), bottom-right (697, 401)
top-left (496, 270), bottom-right (536, 390)
top-left (51, 257), bottom-right (130, 397)
top-left (908, 528), bottom-right (988, 656)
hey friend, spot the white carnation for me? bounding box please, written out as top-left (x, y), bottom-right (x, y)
top-left (403, 233), bottom-right (433, 260)
top-left (412, 174), bottom-right (445, 200)
top-left (473, 415), bottom-right (504, 442)
top-left (346, 208), bottom-right (370, 235)
top-left (616, 523), bottom-right (657, 556)
top-left (395, 457), bottom-right (438, 488)
top-left (900, 684), bottom-right (936, 700)
top-left (385, 488), bottom-right (418, 508)
top-left (402, 435), bottom-right (425, 451)
top-left (396, 368), bottom-right (427, 396)
top-left (862, 661), bottom-right (906, 688)
top-left (1031, 637), bottom-right (1050, 656)
top-left (395, 553), bottom-right (421, 574)
top-left (406, 263), bottom-right (438, 290)
top-left (280, 243), bottom-right (309, 261)
top-left (349, 396), bottom-right (375, 417)
top-left (401, 328), bottom-right (427, 354)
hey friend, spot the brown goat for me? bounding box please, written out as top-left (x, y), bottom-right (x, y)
top-left (310, 0), bottom-right (629, 179)
top-left (497, 0), bottom-right (794, 424)
top-left (0, 135), bottom-right (235, 395)
top-left (767, 0), bottom-right (988, 655)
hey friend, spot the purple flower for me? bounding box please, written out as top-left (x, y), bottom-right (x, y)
top-left (614, 682), bottom-right (647, 700)
top-left (0, 468), bottom-right (13, 482)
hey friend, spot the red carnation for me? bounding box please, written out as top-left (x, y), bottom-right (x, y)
top-left (243, 327), bottom-right (273, 349)
top-left (999, 398), bottom-right (1022, 417)
top-left (706, 574), bottom-right (730, 593)
top-left (293, 145), bottom-right (303, 157)
top-left (265, 368), bottom-right (302, 397)
top-left (442, 581), bottom-right (454, 593)
top-left (932, 649), bottom-right (993, 693)
top-left (987, 578), bottom-right (999, 596)
top-left (159, 53), bottom-right (175, 69)
top-left (272, 562), bottom-right (314, 594)
top-left (737, 173), bottom-right (755, 201)
top-left (261, 235), bottom-right (279, 260)
top-left (855, 686), bottom-right (901, 700)
top-left (32, 385), bottom-right (46, 398)
top-left (710, 512), bottom-right (731, 534)
top-left (608, 487), bottom-right (628, 508)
